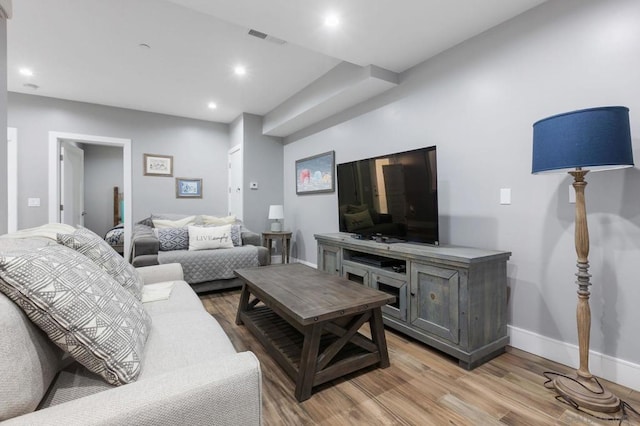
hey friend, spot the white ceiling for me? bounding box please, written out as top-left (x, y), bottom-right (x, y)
top-left (7, 0), bottom-right (547, 132)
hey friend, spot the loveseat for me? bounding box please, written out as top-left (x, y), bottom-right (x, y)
top-left (131, 214), bottom-right (269, 293)
top-left (0, 228), bottom-right (262, 425)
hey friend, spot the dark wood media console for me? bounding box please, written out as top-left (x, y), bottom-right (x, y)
top-left (315, 233), bottom-right (512, 369)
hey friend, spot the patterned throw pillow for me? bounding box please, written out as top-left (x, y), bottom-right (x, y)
top-left (57, 227), bottom-right (144, 300)
top-left (188, 225), bottom-right (234, 250)
top-left (156, 227), bottom-right (189, 251)
top-left (0, 245), bottom-right (151, 386)
top-left (229, 224), bottom-right (242, 246)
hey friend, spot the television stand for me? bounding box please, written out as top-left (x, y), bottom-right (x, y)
top-left (315, 232), bottom-right (511, 370)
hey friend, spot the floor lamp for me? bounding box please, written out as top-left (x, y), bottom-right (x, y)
top-left (532, 106), bottom-right (634, 413)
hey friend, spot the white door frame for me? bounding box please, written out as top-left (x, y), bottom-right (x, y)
top-left (7, 127), bottom-right (17, 233)
top-left (48, 132), bottom-right (132, 257)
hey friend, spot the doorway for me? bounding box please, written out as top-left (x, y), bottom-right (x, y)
top-left (48, 132), bottom-right (132, 257)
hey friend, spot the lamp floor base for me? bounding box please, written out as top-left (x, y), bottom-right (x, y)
top-left (552, 374), bottom-right (620, 413)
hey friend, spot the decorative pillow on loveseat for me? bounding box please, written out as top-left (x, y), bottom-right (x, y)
top-left (0, 244), bottom-right (151, 386)
top-left (155, 227), bottom-right (190, 251)
top-left (188, 225), bottom-right (235, 250)
top-left (58, 227), bottom-right (144, 300)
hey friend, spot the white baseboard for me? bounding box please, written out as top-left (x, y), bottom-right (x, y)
top-left (508, 325), bottom-right (640, 391)
top-left (290, 257), bottom-right (317, 268)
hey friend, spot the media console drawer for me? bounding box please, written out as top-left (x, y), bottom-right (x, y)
top-left (315, 232), bottom-right (511, 370)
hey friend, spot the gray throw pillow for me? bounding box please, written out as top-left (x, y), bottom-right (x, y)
top-left (0, 244), bottom-right (151, 386)
top-left (58, 227), bottom-right (144, 300)
top-left (156, 227), bottom-right (189, 251)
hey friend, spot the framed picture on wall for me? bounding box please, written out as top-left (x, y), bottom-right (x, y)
top-left (295, 151), bottom-right (335, 195)
top-left (176, 177), bottom-right (203, 198)
top-left (143, 153), bottom-right (173, 176)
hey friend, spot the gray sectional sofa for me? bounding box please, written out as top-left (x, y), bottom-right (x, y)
top-left (131, 214), bottom-right (269, 293)
top-left (0, 234), bottom-right (262, 425)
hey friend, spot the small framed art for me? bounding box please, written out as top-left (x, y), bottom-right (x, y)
top-left (143, 154), bottom-right (173, 177)
top-left (295, 151), bottom-right (335, 195)
top-left (176, 177), bottom-right (203, 198)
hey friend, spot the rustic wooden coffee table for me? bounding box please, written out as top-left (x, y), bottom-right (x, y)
top-left (235, 263), bottom-right (395, 402)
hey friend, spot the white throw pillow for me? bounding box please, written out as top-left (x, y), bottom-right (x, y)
top-left (152, 215), bottom-right (197, 229)
top-left (188, 225), bottom-right (234, 251)
top-left (199, 215), bottom-right (236, 226)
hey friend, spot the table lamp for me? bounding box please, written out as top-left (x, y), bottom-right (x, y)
top-left (532, 106), bottom-right (634, 413)
top-left (268, 205), bottom-right (284, 232)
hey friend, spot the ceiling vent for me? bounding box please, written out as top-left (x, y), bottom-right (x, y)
top-left (247, 29), bottom-right (286, 45)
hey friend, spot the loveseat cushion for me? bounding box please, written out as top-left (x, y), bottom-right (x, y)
top-left (58, 227), bottom-right (144, 299)
top-left (0, 244), bottom-right (152, 386)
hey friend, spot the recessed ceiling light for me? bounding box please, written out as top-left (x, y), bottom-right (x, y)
top-left (324, 13), bottom-right (340, 27)
top-left (207, 102), bottom-right (217, 109)
top-left (19, 68), bottom-right (34, 77)
top-left (234, 65), bottom-right (246, 76)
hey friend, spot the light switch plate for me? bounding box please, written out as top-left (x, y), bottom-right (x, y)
top-left (500, 188), bottom-right (511, 205)
top-left (28, 197), bottom-right (41, 207)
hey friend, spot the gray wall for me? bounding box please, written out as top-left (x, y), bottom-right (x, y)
top-left (83, 144), bottom-right (123, 237)
top-left (241, 114), bottom-right (284, 233)
top-left (284, 0), bottom-right (640, 365)
top-left (0, 19), bottom-right (7, 234)
top-left (8, 93), bottom-right (230, 228)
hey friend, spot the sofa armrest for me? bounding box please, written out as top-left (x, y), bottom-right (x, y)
top-left (137, 263), bottom-right (184, 284)
top-left (5, 352), bottom-right (262, 426)
top-left (241, 231), bottom-right (261, 246)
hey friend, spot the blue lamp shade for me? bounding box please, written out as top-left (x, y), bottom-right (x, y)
top-left (532, 106), bottom-right (634, 174)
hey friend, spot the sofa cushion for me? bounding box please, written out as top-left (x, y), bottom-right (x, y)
top-left (0, 290), bottom-right (64, 421)
top-left (0, 244), bottom-right (152, 386)
top-left (58, 227), bottom-right (144, 300)
top-left (155, 227), bottom-right (189, 251)
top-left (188, 225), bottom-right (234, 251)
top-left (143, 281), bottom-right (203, 316)
top-left (139, 310), bottom-right (236, 381)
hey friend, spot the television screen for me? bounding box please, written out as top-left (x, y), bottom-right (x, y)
top-left (337, 146), bottom-right (438, 244)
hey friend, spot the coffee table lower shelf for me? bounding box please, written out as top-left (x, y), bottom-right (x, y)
top-left (239, 306), bottom-right (385, 401)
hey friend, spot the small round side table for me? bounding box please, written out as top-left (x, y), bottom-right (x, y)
top-left (262, 231), bottom-right (292, 264)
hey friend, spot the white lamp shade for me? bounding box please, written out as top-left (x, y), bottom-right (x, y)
top-left (268, 205), bottom-right (284, 220)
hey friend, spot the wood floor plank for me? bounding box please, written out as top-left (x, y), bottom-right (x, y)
top-left (199, 289), bottom-right (640, 425)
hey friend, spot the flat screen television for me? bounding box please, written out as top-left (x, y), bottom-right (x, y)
top-left (337, 146), bottom-right (439, 245)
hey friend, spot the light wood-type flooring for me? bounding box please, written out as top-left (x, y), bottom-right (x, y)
top-left (200, 289), bottom-right (640, 425)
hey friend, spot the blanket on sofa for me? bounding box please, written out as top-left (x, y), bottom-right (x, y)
top-left (158, 246), bottom-right (260, 284)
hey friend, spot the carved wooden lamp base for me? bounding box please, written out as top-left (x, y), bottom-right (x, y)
top-left (553, 374), bottom-right (620, 413)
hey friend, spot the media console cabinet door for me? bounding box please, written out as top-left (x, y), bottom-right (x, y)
top-left (410, 263), bottom-right (460, 344)
top-left (318, 244), bottom-right (341, 275)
